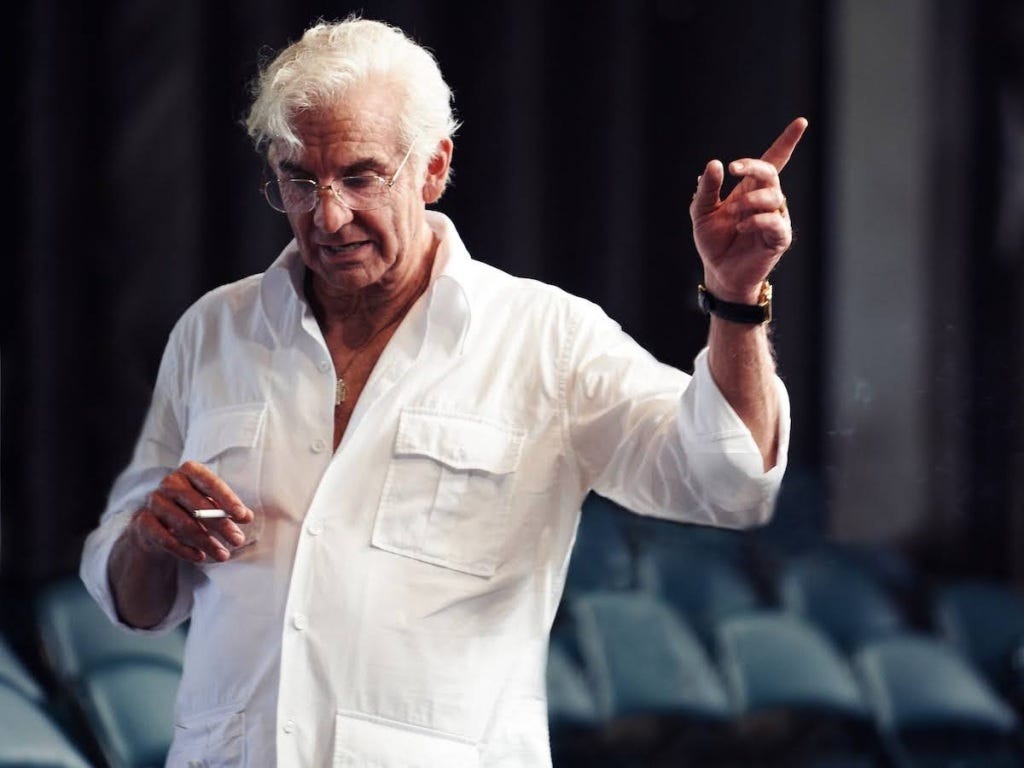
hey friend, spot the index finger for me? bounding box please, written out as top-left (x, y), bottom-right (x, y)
top-left (179, 460), bottom-right (253, 523)
top-left (760, 117), bottom-right (809, 173)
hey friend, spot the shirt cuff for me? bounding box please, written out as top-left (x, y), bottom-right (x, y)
top-left (677, 347), bottom-right (790, 522)
top-left (79, 509), bottom-right (193, 635)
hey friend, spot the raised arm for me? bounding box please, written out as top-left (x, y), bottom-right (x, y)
top-left (689, 117), bottom-right (808, 470)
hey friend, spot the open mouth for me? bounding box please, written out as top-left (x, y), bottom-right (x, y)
top-left (323, 240), bottom-right (371, 255)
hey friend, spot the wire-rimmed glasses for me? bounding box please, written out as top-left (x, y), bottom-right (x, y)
top-left (262, 138), bottom-right (417, 213)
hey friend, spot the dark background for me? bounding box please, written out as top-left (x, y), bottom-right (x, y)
top-left (2, 1), bottom-right (1021, 598)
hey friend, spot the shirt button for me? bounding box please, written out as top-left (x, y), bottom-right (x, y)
top-left (283, 719), bottom-right (295, 734)
top-left (317, 360), bottom-right (331, 373)
top-left (293, 613), bottom-right (308, 631)
top-left (311, 438), bottom-right (326, 453)
top-left (307, 520), bottom-right (323, 536)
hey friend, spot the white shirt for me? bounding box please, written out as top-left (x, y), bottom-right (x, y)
top-left (80, 211), bottom-right (789, 767)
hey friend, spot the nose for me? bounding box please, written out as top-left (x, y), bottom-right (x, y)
top-left (313, 185), bottom-right (354, 232)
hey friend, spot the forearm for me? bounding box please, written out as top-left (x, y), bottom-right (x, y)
top-left (107, 520), bottom-right (179, 630)
top-left (706, 318), bottom-right (779, 471)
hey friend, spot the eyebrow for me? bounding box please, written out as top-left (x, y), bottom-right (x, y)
top-left (277, 157), bottom-right (386, 178)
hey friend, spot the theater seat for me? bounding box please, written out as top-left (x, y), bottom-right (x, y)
top-left (33, 575), bottom-right (185, 768)
top-left (563, 494), bottom-right (636, 599)
top-left (78, 660), bottom-right (181, 768)
top-left (569, 590), bottom-right (734, 765)
top-left (34, 577), bottom-right (186, 688)
top-left (715, 611), bottom-right (881, 766)
top-left (931, 579), bottom-right (1024, 711)
top-left (0, 684), bottom-right (91, 767)
top-left (635, 538), bottom-right (765, 653)
top-left (854, 633), bottom-right (1024, 767)
top-left (546, 632), bottom-right (602, 767)
top-left (0, 633), bottom-right (46, 703)
top-left (778, 547), bottom-right (909, 655)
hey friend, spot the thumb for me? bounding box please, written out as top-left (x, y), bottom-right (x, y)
top-left (690, 159), bottom-right (724, 218)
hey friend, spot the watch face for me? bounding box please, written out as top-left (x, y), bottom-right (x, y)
top-left (698, 285), bottom-right (712, 314)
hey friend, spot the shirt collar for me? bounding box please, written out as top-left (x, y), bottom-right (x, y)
top-left (257, 209), bottom-right (474, 354)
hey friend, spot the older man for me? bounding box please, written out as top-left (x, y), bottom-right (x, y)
top-left (81, 15), bottom-right (805, 767)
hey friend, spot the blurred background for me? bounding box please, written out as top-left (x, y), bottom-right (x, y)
top-left (2, 0), bottom-right (1024, 766)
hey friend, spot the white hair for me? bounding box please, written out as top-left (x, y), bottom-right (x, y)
top-left (245, 15), bottom-right (461, 186)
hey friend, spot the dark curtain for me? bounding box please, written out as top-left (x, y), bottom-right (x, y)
top-left (968, 0), bottom-right (1024, 582)
top-left (3, 0), bottom-right (824, 589)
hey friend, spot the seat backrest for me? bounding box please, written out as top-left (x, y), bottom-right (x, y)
top-left (34, 576), bottom-right (186, 686)
top-left (931, 579), bottom-right (1024, 692)
top-left (0, 632), bottom-right (46, 702)
top-left (854, 633), bottom-right (1019, 735)
top-left (78, 660), bottom-right (180, 768)
top-left (854, 633), bottom-right (1022, 767)
top-left (635, 539), bottom-right (764, 652)
top-left (546, 635), bottom-right (601, 730)
top-left (0, 684), bottom-right (92, 767)
top-left (778, 547), bottom-right (908, 655)
top-left (569, 590), bottom-right (731, 723)
top-left (715, 610), bottom-right (870, 721)
top-left (564, 494), bottom-right (636, 597)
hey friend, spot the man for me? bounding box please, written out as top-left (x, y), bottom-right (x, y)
top-left (81, 15), bottom-right (805, 767)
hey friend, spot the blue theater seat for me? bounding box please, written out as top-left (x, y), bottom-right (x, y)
top-left (715, 611), bottom-right (882, 767)
top-left (778, 546), bottom-right (909, 655)
top-left (32, 576), bottom-right (185, 768)
top-left (568, 590), bottom-right (734, 765)
top-left (563, 494), bottom-right (636, 600)
top-left (0, 633), bottom-right (46, 703)
top-left (34, 577), bottom-right (186, 687)
top-left (78, 660), bottom-right (182, 768)
top-left (546, 630), bottom-right (602, 767)
top-left (854, 633), bottom-right (1024, 768)
top-left (635, 537), bottom-right (765, 654)
top-left (931, 579), bottom-right (1024, 712)
top-left (0, 684), bottom-right (91, 767)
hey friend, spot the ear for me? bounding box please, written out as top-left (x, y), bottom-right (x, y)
top-left (421, 138), bottom-right (454, 204)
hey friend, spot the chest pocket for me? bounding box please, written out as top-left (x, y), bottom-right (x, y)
top-left (181, 402), bottom-right (267, 547)
top-left (372, 408), bottom-right (525, 578)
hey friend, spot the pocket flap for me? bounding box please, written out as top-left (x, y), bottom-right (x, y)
top-left (183, 403), bottom-right (267, 464)
top-left (168, 702), bottom-right (245, 767)
top-left (333, 710), bottom-right (479, 767)
top-left (394, 409), bottom-right (524, 474)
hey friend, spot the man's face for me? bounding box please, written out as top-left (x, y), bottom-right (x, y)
top-left (269, 84), bottom-right (444, 299)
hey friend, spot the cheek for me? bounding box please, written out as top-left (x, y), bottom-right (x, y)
top-left (286, 212), bottom-right (311, 242)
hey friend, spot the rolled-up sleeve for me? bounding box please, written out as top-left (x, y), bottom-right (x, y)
top-left (79, 333), bottom-right (196, 635)
top-left (566, 301), bottom-right (789, 529)
top-left (674, 346), bottom-right (789, 525)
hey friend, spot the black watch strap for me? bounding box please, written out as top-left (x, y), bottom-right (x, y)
top-left (697, 281), bottom-right (773, 324)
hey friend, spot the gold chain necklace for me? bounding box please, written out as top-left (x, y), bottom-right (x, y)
top-left (333, 316), bottom-right (400, 406)
top-left (332, 272), bottom-right (430, 407)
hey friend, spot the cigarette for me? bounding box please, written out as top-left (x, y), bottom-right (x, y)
top-left (193, 508), bottom-right (228, 519)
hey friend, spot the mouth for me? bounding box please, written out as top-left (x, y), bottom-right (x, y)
top-left (321, 240), bottom-right (372, 255)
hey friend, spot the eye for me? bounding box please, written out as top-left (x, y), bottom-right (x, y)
top-left (342, 175), bottom-right (383, 192)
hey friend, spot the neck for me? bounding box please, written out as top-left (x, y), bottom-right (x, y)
top-left (307, 236), bottom-right (437, 350)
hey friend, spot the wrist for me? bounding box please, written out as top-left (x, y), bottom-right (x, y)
top-left (701, 275), bottom-right (764, 304)
top-left (697, 281), bottom-right (772, 325)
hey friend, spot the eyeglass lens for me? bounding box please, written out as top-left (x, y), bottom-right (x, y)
top-left (265, 176), bottom-right (390, 213)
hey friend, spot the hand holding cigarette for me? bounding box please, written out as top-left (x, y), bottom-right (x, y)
top-left (128, 461), bottom-right (255, 564)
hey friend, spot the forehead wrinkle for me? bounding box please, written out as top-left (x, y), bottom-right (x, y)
top-left (288, 104), bottom-right (400, 178)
